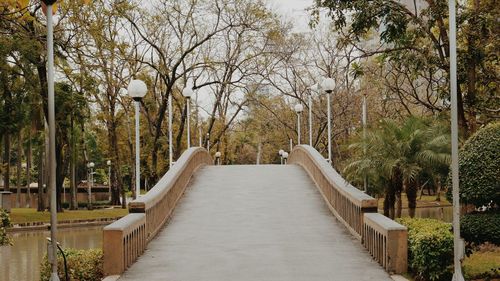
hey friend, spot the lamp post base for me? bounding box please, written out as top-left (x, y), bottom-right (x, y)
top-left (452, 271), bottom-right (465, 281)
top-left (50, 272), bottom-right (60, 281)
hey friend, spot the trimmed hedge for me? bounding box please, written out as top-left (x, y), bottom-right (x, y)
top-left (40, 248), bottom-right (103, 281)
top-left (446, 122), bottom-right (500, 207)
top-left (0, 208), bottom-right (11, 246)
top-left (461, 212), bottom-right (500, 246)
top-left (397, 217), bottom-right (453, 281)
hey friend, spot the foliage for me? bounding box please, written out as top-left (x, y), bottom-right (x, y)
top-left (461, 213), bottom-right (500, 246)
top-left (344, 116), bottom-right (450, 218)
top-left (0, 208), bottom-right (12, 246)
top-left (397, 217), bottom-right (454, 281)
top-left (446, 122), bottom-right (500, 207)
top-left (313, 0), bottom-right (500, 131)
top-left (40, 248), bottom-right (103, 281)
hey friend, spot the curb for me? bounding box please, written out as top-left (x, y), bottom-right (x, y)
top-left (391, 275), bottom-right (410, 281)
top-left (7, 217), bottom-right (123, 232)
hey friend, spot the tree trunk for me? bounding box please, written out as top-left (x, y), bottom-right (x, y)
top-left (69, 114), bottom-right (77, 210)
top-left (37, 137), bottom-right (45, 212)
top-left (26, 127), bottom-right (32, 208)
top-left (383, 180), bottom-right (396, 219)
top-left (55, 140), bottom-right (65, 212)
top-left (396, 190), bottom-right (402, 218)
top-left (407, 181), bottom-right (418, 218)
top-left (108, 117), bottom-right (124, 207)
top-left (16, 132), bottom-right (22, 207)
top-left (3, 134), bottom-right (10, 192)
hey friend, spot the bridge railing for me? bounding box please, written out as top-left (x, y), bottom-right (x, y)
top-left (289, 145), bottom-right (378, 239)
top-left (363, 213), bottom-right (407, 273)
top-left (102, 214), bottom-right (146, 275)
top-left (103, 147), bottom-right (212, 275)
top-left (128, 147), bottom-right (212, 240)
top-left (289, 145), bottom-right (407, 273)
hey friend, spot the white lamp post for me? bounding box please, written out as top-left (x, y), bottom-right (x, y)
top-left (42, 1), bottom-right (59, 278)
top-left (321, 77), bottom-right (335, 164)
top-left (362, 93), bottom-right (368, 192)
top-left (278, 149), bottom-right (284, 165)
top-left (169, 93), bottom-right (173, 168)
top-left (87, 162), bottom-right (94, 210)
top-left (206, 133), bottom-right (210, 151)
top-left (107, 160), bottom-right (112, 201)
top-left (294, 103), bottom-right (304, 145)
top-left (182, 84), bottom-right (193, 149)
top-left (128, 79), bottom-right (147, 199)
top-left (282, 152), bottom-right (289, 165)
top-left (308, 88), bottom-right (313, 146)
top-left (449, 0), bottom-right (465, 279)
top-left (215, 151), bottom-right (221, 165)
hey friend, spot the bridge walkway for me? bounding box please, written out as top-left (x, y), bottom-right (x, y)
top-left (118, 165), bottom-right (392, 281)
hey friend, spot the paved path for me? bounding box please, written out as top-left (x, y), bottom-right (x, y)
top-left (119, 165), bottom-right (392, 281)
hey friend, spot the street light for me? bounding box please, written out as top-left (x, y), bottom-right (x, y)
top-left (361, 92), bottom-right (368, 192)
top-left (206, 133), bottom-right (210, 151)
top-left (42, 0), bottom-right (59, 279)
top-left (107, 160), bottom-right (111, 202)
top-left (278, 149), bottom-right (284, 165)
top-left (169, 91), bottom-right (173, 168)
top-left (182, 84), bottom-right (193, 148)
top-left (87, 162), bottom-right (94, 210)
top-left (128, 79), bottom-right (147, 199)
top-left (294, 103), bottom-right (304, 145)
top-left (282, 152), bottom-right (289, 165)
top-left (308, 87), bottom-right (314, 146)
top-left (215, 151), bottom-right (221, 165)
top-left (449, 0), bottom-right (465, 279)
top-left (321, 77), bottom-right (335, 164)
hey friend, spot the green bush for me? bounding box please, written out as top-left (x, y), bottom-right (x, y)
top-left (0, 208), bottom-right (12, 246)
top-left (397, 217), bottom-right (454, 281)
top-left (446, 122), bottom-right (500, 207)
top-left (40, 248), bottom-right (103, 281)
top-left (461, 213), bottom-right (500, 246)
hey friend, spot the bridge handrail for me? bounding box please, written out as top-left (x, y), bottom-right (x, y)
top-left (103, 147), bottom-right (212, 276)
top-left (129, 147), bottom-right (212, 240)
top-left (363, 213), bottom-right (407, 273)
top-left (102, 213), bottom-right (146, 275)
top-left (289, 145), bottom-right (378, 239)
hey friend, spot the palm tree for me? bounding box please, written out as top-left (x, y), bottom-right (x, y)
top-left (344, 116), bottom-right (450, 219)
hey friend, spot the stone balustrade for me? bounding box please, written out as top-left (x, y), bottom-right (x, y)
top-left (103, 213), bottom-right (146, 275)
top-left (289, 145), bottom-right (407, 274)
top-left (363, 213), bottom-right (407, 274)
top-left (289, 145), bottom-right (378, 239)
top-left (128, 147), bottom-right (212, 240)
top-left (103, 147), bottom-right (212, 276)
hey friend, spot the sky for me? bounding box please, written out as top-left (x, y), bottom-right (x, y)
top-left (269, 0), bottom-right (314, 32)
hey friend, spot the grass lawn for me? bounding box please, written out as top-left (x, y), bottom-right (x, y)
top-left (9, 208), bottom-right (128, 224)
top-left (463, 248), bottom-right (500, 280)
top-left (377, 193), bottom-right (451, 210)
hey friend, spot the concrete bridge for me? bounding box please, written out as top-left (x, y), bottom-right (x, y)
top-left (102, 146), bottom-right (408, 280)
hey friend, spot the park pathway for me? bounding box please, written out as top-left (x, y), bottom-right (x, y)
top-left (118, 165), bottom-right (392, 281)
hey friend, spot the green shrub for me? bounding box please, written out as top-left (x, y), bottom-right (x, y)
top-left (40, 248), bottom-right (103, 281)
top-left (446, 122), bottom-right (500, 207)
top-left (461, 213), bottom-right (500, 246)
top-left (397, 217), bottom-right (454, 281)
top-left (0, 208), bottom-right (12, 246)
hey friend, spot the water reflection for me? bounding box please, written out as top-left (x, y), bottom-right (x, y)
top-left (0, 226), bottom-right (103, 281)
top-left (384, 206), bottom-right (453, 222)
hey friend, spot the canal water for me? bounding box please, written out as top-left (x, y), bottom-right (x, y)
top-left (0, 226), bottom-right (103, 281)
